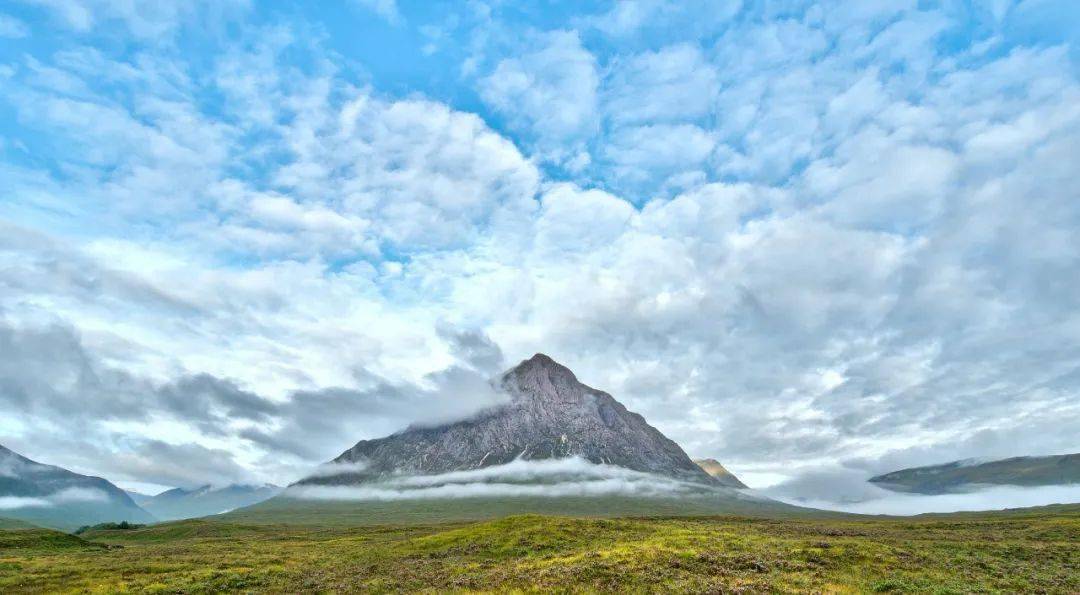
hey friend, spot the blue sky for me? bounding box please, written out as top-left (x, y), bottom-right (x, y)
top-left (1, 0), bottom-right (1079, 501)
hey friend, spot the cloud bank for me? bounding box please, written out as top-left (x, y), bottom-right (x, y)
top-left (764, 467), bottom-right (1080, 515)
top-left (0, 487), bottom-right (109, 510)
top-left (288, 457), bottom-right (741, 502)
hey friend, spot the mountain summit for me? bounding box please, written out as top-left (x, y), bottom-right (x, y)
top-left (303, 354), bottom-right (718, 485)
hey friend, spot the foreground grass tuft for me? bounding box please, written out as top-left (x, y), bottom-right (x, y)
top-left (0, 506), bottom-right (1077, 593)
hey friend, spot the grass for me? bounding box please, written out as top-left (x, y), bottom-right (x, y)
top-left (0, 505), bottom-right (1077, 593)
top-left (221, 493), bottom-right (831, 526)
top-left (0, 518), bottom-right (35, 530)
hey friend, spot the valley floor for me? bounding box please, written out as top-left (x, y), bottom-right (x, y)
top-left (0, 505), bottom-right (1077, 593)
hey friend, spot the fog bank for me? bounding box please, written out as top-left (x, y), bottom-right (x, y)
top-left (288, 457), bottom-right (747, 502)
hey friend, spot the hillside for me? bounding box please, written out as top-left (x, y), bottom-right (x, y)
top-left (870, 453), bottom-right (1080, 494)
top-left (0, 517), bottom-right (35, 530)
top-left (693, 458), bottom-right (748, 488)
top-left (0, 445), bottom-right (154, 531)
top-left (223, 491), bottom-right (816, 527)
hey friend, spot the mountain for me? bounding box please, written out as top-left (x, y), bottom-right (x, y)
top-left (693, 458), bottom-right (748, 488)
top-left (303, 354), bottom-right (720, 486)
top-left (0, 444), bottom-right (154, 531)
top-left (870, 453), bottom-right (1080, 495)
top-left (140, 484), bottom-right (280, 520)
top-left (124, 490), bottom-right (155, 507)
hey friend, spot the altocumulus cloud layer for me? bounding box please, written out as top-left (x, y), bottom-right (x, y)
top-left (0, 1), bottom-right (1079, 499)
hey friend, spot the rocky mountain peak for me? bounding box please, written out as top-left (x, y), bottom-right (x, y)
top-left (501, 353), bottom-right (582, 401)
top-left (302, 354), bottom-right (729, 487)
top-left (693, 458), bottom-right (748, 489)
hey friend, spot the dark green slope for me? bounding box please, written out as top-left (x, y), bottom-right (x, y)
top-left (221, 490), bottom-right (836, 527)
top-left (870, 453), bottom-right (1080, 494)
top-left (0, 517), bottom-right (35, 530)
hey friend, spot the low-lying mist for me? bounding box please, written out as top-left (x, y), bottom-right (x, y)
top-left (288, 457), bottom-right (752, 502)
top-left (0, 487), bottom-right (110, 510)
top-left (763, 468), bottom-right (1080, 515)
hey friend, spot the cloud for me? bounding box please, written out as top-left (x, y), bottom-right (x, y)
top-left (601, 123), bottom-right (717, 189)
top-left (105, 440), bottom-right (255, 490)
top-left (603, 43), bottom-right (719, 125)
top-left (48, 487), bottom-right (109, 504)
top-left (583, 0), bottom-right (741, 39)
top-left (25, 0), bottom-right (250, 37)
top-left (0, 315), bottom-right (509, 487)
top-left (351, 0), bottom-right (401, 25)
top-left (0, 488), bottom-right (110, 509)
top-left (764, 466), bottom-right (1080, 515)
top-left (1, 1), bottom-right (1078, 501)
top-left (0, 13), bottom-right (28, 38)
top-left (0, 496), bottom-right (51, 510)
top-left (478, 30), bottom-right (599, 159)
top-left (287, 457), bottom-right (742, 501)
top-left (304, 460), bottom-right (371, 479)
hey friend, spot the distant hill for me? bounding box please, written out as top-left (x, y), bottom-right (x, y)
top-left (0, 444), bottom-right (154, 531)
top-left (870, 453), bottom-right (1080, 494)
top-left (693, 458), bottom-right (747, 488)
top-left (140, 484), bottom-right (280, 521)
top-left (124, 491), bottom-right (155, 507)
top-left (0, 516), bottom-right (36, 529)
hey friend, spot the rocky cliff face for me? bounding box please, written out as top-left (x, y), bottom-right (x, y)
top-left (693, 458), bottom-right (748, 489)
top-left (302, 354), bottom-right (718, 486)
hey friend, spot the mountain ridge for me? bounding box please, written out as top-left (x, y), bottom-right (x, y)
top-left (693, 458), bottom-right (748, 488)
top-left (0, 444), bottom-right (154, 531)
top-left (139, 483), bottom-right (281, 520)
top-left (870, 453), bottom-right (1080, 494)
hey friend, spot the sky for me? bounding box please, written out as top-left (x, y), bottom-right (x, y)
top-left (0, 0), bottom-right (1078, 499)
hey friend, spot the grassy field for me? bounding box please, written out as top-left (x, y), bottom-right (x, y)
top-left (0, 504), bottom-right (1077, 593)
top-left (220, 492), bottom-right (832, 526)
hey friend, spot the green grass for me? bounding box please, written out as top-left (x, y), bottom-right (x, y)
top-left (1, 505), bottom-right (1077, 593)
top-left (220, 492), bottom-right (834, 526)
top-left (0, 518), bottom-right (35, 530)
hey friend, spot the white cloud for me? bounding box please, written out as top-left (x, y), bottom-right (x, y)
top-left (48, 487), bottom-right (110, 503)
top-left (534, 184), bottom-right (635, 255)
top-left (765, 466), bottom-right (1080, 515)
top-left (0, 13), bottom-right (29, 38)
top-left (603, 43), bottom-right (719, 125)
top-left (479, 30), bottom-right (598, 158)
top-left (1, 2), bottom-right (1079, 503)
top-left (585, 0), bottom-right (741, 38)
top-left (602, 123), bottom-right (717, 191)
top-left (26, 0), bottom-right (250, 37)
top-left (351, 0), bottom-right (401, 25)
top-left (288, 457), bottom-right (741, 501)
top-left (0, 496), bottom-right (51, 510)
top-left (0, 488), bottom-right (109, 509)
